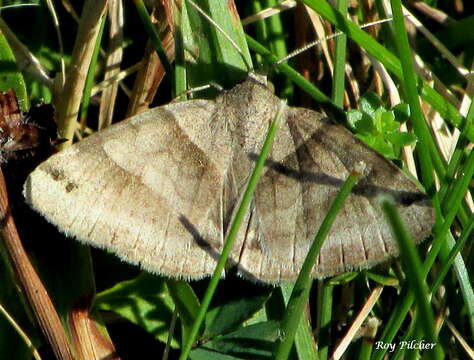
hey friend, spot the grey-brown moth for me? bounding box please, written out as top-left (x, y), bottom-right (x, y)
top-left (23, 77), bottom-right (434, 283)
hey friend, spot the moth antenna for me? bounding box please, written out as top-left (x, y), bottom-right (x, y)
top-left (172, 82), bottom-right (224, 102)
top-left (241, 0), bottom-right (296, 26)
top-left (247, 72), bottom-right (268, 86)
top-left (186, 0), bottom-right (252, 72)
top-left (273, 17), bottom-right (398, 68)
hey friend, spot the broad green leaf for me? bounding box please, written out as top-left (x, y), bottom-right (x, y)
top-left (95, 273), bottom-right (179, 348)
top-left (373, 107), bottom-right (386, 132)
top-left (190, 321), bottom-right (280, 360)
top-left (184, 0), bottom-right (252, 90)
top-left (205, 290), bottom-right (271, 336)
top-left (0, 30), bottom-right (27, 109)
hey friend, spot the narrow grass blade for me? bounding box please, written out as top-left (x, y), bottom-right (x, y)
top-left (133, 0), bottom-right (172, 77)
top-left (246, 35), bottom-right (332, 104)
top-left (0, 303), bottom-right (42, 360)
top-left (173, 0), bottom-right (189, 98)
top-left (178, 101), bottom-right (287, 360)
top-left (430, 215), bottom-right (474, 295)
top-left (301, 0), bottom-right (465, 143)
top-left (79, 15), bottom-right (106, 132)
top-left (331, 0), bottom-right (348, 107)
top-left (246, 35), bottom-right (346, 124)
top-left (389, 0), bottom-right (435, 192)
top-left (380, 198), bottom-right (443, 359)
top-left (273, 164), bottom-right (365, 360)
top-left (319, 4), bottom-right (349, 357)
top-left (317, 281), bottom-right (333, 360)
top-left (259, 0), bottom-right (293, 98)
top-left (166, 279), bottom-right (201, 345)
top-left (280, 284), bottom-right (318, 360)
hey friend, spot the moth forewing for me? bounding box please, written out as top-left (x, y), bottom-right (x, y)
top-left (23, 78), bottom-right (434, 283)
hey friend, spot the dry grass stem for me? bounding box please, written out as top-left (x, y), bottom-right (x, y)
top-left (55, 0), bottom-right (108, 146)
top-left (331, 286), bottom-right (384, 360)
top-left (0, 171), bottom-right (75, 360)
top-left (98, 1), bottom-right (124, 130)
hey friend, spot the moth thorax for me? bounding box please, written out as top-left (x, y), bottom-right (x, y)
top-left (223, 80), bottom-right (281, 153)
top-left (236, 115), bottom-right (273, 154)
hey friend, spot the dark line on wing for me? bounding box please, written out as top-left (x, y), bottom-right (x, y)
top-left (179, 215), bottom-right (222, 262)
top-left (248, 153), bottom-right (431, 207)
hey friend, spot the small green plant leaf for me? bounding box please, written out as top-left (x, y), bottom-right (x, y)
top-left (350, 92), bottom-right (417, 159)
top-left (347, 110), bottom-right (374, 135)
top-left (379, 111), bottom-right (398, 132)
top-left (389, 132), bottom-right (417, 147)
top-left (393, 103), bottom-right (411, 123)
top-left (166, 279), bottom-right (200, 329)
top-left (359, 91), bottom-right (382, 116)
top-left (357, 134), bottom-right (396, 159)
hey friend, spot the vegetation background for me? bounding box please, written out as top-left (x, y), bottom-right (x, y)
top-left (0, 0), bottom-right (472, 359)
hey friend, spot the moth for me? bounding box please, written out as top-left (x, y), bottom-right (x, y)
top-left (23, 76), bottom-right (434, 283)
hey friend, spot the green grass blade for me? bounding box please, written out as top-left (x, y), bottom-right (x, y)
top-left (246, 35), bottom-right (346, 124)
top-left (430, 214), bottom-right (474, 295)
top-left (166, 279), bottom-right (200, 342)
top-left (317, 281), bottom-right (333, 360)
top-left (380, 198), bottom-right (443, 359)
top-left (317, 4), bottom-right (349, 357)
top-left (301, 0), bottom-right (466, 143)
top-left (280, 284), bottom-right (318, 360)
top-left (274, 165), bottom-right (364, 360)
top-left (389, 0), bottom-right (435, 192)
top-left (173, 0), bottom-right (188, 98)
top-left (246, 36), bottom-right (331, 103)
top-left (184, 0), bottom-right (252, 88)
top-left (133, 0), bottom-right (173, 77)
top-left (331, 0), bottom-right (348, 107)
top-left (79, 14), bottom-right (105, 129)
top-left (390, 313), bottom-right (417, 360)
top-left (374, 128), bottom-right (474, 359)
top-left (260, 0), bottom-right (293, 99)
top-left (178, 100), bottom-right (287, 360)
